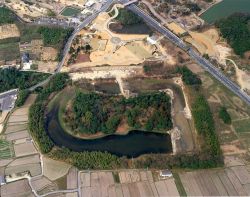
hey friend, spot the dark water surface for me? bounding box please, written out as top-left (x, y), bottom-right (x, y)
top-left (201, 0), bottom-right (250, 23)
top-left (46, 106), bottom-right (172, 158)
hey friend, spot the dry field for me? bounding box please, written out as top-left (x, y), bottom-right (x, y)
top-left (1, 94), bottom-right (41, 179)
top-left (6, 130), bottom-right (30, 141)
top-left (80, 170), bottom-right (179, 197)
top-left (67, 167), bottom-right (78, 189)
top-left (1, 179), bottom-right (33, 197)
top-left (0, 24), bottom-right (20, 40)
top-left (14, 141), bottom-right (38, 157)
top-left (43, 156), bottom-right (71, 181)
top-left (179, 165), bottom-right (250, 196)
top-left (31, 176), bottom-right (58, 195)
top-left (41, 47), bottom-right (58, 61)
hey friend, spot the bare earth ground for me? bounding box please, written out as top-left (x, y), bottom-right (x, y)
top-left (43, 156), bottom-right (71, 181)
top-left (36, 61), bottom-right (57, 73)
top-left (41, 47), bottom-right (58, 61)
top-left (0, 179), bottom-right (33, 197)
top-left (185, 28), bottom-right (231, 65)
top-left (63, 11), bottom-right (165, 70)
top-left (0, 24), bottom-right (20, 40)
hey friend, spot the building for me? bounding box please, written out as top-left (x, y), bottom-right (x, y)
top-left (0, 176), bottom-right (6, 185)
top-left (146, 35), bottom-right (159, 45)
top-left (159, 169), bottom-right (173, 178)
top-left (0, 89), bottom-right (18, 112)
top-left (22, 53), bottom-right (32, 70)
top-left (85, 0), bottom-right (95, 7)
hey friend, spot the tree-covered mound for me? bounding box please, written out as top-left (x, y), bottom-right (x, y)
top-left (63, 92), bottom-right (173, 135)
top-left (116, 9), bottom-right (142, 26)
top-left (216, 13), bottom-right (250, 56)
top-left (0, 68), bottom-right (50, 93)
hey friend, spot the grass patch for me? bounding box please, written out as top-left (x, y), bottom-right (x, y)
top-left (0, 42), bottom-right (20, 61)
top-left (173, 173), bottom-right (187, 197)
top-left (0, 139), bottom-right (14, 159)
top-left (233, 118), bottom-right (250, 133)
top-left (61, 7), bottom-right (81, 16)
top-left (112, 171), bottom-right (120, 183)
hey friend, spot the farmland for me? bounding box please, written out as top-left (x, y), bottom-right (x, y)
top-left (0, 42), bottom-right (20, 61)
top-left (0, 139), bottom-right (14, 159)
top-left (179, 165), bottom-right (250, 196)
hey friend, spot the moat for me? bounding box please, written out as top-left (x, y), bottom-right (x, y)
top-left (46, 105), bottom-right (172, 158)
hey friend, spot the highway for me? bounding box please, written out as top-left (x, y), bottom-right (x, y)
top-left (124, 2), bottom-right (250, 106)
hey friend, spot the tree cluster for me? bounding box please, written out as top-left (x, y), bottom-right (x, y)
top-left (64, 92), bottom-right (172, 135)
top-left (176, 66), bottom-right (202, 86)
top-left (16, 90), bottom-right (30, 107)
top-left (0, 68), bottom-right (50, 93)
top-left (191, 95), bottom-right (221, 158)
top-left (219, 106), bottom-right (231, 124)
top-left (216, 13), bottom-right (250, 56)
top-left (29, 73), bottom-right (69, 153)
top-left (38, 26), bottom-right (73, 46)
top-left (49, 148), bottom-right (121, 169)
top-left (29, 102), bottom-right (54, 153)
top-left (0, 7), bottom-right (16, 25)
top-left (116, 9), bottom-right (142, 26)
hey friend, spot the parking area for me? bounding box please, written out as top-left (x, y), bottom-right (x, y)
top-left (0, 89), bottom-right (18, 112)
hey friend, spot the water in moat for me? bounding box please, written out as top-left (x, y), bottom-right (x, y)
top-left (46, 105), bottom-right (172, 158)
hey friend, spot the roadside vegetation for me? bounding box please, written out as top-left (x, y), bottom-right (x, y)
top-left (176, 66), bottom-right (202, 85)
top-left (0, 68), bottom-right (50, 93)
top-left (216, 13), bottom-right (250, 56)
top-left (63, 91), bottom-right (172, 135)
top-left (15, 90), bottom-right (30, 107)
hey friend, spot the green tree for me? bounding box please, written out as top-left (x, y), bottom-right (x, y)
top-left (219, 106), bottom-right (231, 124)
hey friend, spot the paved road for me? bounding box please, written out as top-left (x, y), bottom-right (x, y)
top-left (29, 0), bottom-right (115, 90)
top-left (55, 0), bottom-right (115, 73)
top-left (123, 2), bottom-right (250, 106)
